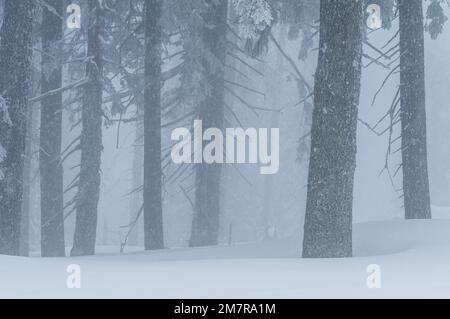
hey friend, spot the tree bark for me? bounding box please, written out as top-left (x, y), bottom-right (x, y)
top-left (143, 0), bottom-right (164, 250)
top-left (40, 0), bottom-right (65, 257)
top-left (398, 0), bottom-right (432, 220)
top-left (71, 0), bottom-right (104, 256)
top-left (0, 0), bottom-right (35, 256)
top-left (189, 0), bottom-right (228, 247)
top-left (302, 0), bottom-right (363, 258)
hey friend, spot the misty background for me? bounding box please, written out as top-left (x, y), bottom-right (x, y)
top-left (24, 3), bottom-right (450, 250)
top-left (0, 0), bottom-right (447, 254)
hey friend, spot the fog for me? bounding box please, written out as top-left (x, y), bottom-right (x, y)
top-left (81, 7), bottom-right (450, 247)
top-left (1, 0), bottom-right (450, 299)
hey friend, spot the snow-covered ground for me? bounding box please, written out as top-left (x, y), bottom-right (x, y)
top-left (2, 208), bottom-right (450, 298)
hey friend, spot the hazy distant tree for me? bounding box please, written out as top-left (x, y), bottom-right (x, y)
top-left (71, 0), bottom-right (104, 256)
top-left (21, 15), bottom-right (42, 257)
top-left (40, 0), bottom-right (65, 257)
top-left (143, 0), bottom-right (164, 250)
top-left (398, 0), bottom-right (431, 220)
top-left (21, 95), bottom-right (33, 257)
top-left (302, 0), bottom-right (363, 258)
top-left (0, 0), bottom-right (35, 256)
top-left (189, 0), bottom-right (228, 247)
top-left (129, 114), bottom-right (144, 246)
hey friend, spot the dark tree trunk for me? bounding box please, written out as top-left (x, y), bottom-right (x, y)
top-left (71, 0), bottom-right (104, 256)
top-left (143, 0), bottom-right (164, 250)
top-left (302, 0), bottom-right (363, 258)
top-left (189, 0), bottom-right (228, 247)
top-left (40, 0), bottom-right (65, 257)
top-left (398, 0), bottom-right (431, 220)
top-left (0, 0), bottom-right (35, 256)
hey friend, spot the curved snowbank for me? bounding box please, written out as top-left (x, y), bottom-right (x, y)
top-left (2, 217), bottom-right (450, 298)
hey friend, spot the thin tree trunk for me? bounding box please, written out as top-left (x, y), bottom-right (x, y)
top-left (143, 0), bottom-right (164, 250)
top-left (20, 54), bottom-right (41, 257)
top-left (0, 0), bottom-right (35, 256)
top-left (261, 25), bottom-right (285, 240)
top-left (189, 0), bottom-right (228, 248)
top-left (398, 0), bottom-right (432, 220)
top-left (129, 116), bottom-right (144, 246)
top-left (29, 99), bottom-right (41, 253)
top-left (71, 0), bottom-right (104, 256)
top-left (20, 95), bottom-right (33, 257)
top-left (302, 0), bottom-right (363, 258)
top-left (40, 0), bottom-right (65, 257)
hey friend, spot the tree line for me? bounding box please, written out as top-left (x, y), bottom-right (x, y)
top-left (0, 0), bottom-right (446, 258)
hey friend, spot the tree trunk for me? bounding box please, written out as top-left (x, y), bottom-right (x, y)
top-left (20, 103), bottom-right (33, 257)
top-left (129, 116), bottom-right (144, 246)
top-left (260, 25), bottom-right (286, 240)
top-left (71, 0), bottom-right (104, 256)
top-left (20, 31), bottom-right (42, 257)
top-left (189, 0), bottom-right (228, 247)
top-left (398, 0), bottom-right (431, 220)
top-left (143, 0), bottom-right (164, 250)
top-left (20, 47), bottom-right (41, 257)
top-left (0, 0), bottom-right (35, 256)
top-left (40, 0), bottom-right (65, 257)
top-left (302, 0), bottom-right (363, 258)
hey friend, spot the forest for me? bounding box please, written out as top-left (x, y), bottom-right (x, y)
top-left (0, 0), bottom-right (450, 298)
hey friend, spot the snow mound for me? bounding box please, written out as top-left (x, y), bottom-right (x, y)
top-left (2, 218), bottom-right (450, 298)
